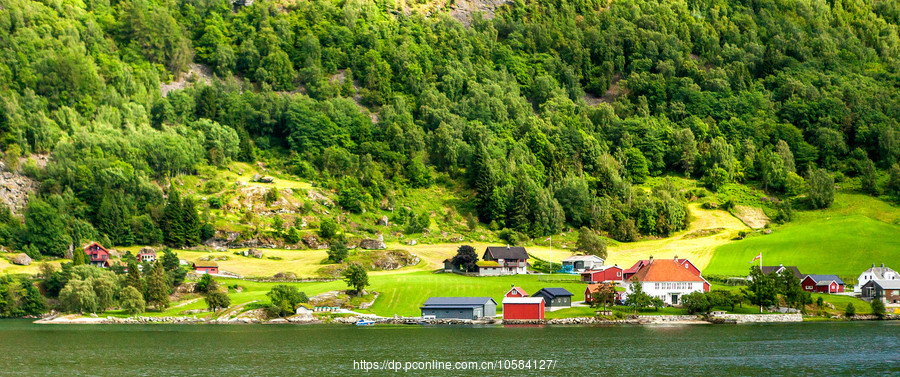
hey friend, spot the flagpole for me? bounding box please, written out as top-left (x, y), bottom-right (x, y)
top-left (548, 235), bottom-right (552, 282)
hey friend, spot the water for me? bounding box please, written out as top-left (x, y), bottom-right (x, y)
top-left (0, 320), bottom-right (898, 376)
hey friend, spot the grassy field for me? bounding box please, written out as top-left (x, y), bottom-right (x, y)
top-left (705, 193), bottom-right (900, 278)
top-left (604, 203), bottom-right (750, 270)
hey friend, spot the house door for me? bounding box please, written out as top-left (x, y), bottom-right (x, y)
top-left (671, 294), bottom-right (679, 305)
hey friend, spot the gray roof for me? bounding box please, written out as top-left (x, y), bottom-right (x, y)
top-left (861, 265), bottom-right (897, 279)
top-left (805, 274), bottom-right (845, 285)
top-left (421, 297), bottom-right (497, 309)
top-left (533, 288), bottom-right (573, 298)
top-left (483, 246), bottom-right (529, 261)
top-left (867, 280), bottom-right (900, 289)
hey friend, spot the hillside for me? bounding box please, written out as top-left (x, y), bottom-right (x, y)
top-left (705, 193), bottom-right (900, 280)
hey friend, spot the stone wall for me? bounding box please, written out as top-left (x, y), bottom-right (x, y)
top-left (710, 313), bottom-right (802, 323)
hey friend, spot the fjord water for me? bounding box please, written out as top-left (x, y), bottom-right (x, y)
top-left (0, 320), bottom-right (897, 376)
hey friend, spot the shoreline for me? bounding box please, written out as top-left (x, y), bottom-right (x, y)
top-left (33, 312), bottom-right (899, 325)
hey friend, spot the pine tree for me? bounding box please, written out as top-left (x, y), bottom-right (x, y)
top-left (162, 190), bottom-right (184, 247)
top-left (146, 263), bottom-right (170, 310)
top-left (73, 249), bottom-right (87, 266)
top-left (125, 262), bottom-right (143, 292)
top-left (181, 197), bottom-right (201, 246)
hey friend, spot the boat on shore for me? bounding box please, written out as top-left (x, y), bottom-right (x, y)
top-left (355, 319), bottom-right (375, 326)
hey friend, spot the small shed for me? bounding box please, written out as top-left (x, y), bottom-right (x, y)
top-left (502, 297), bottom-right (545, 320)
top-left (193, 261), bottom-right (219, 274)
top-left (420, 297), bottom-right (498, 320)
top-left (532, 288), bottom-right (574, 308)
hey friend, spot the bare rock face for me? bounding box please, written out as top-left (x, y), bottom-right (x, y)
top-left (11, 253), bottom-right (32, 266)
top-left (0, 171), bottom-right (36, 215)
top-left (258, 176), bottom-right (275, 183)
top-left (302, 234), bottom-right (328, 249)
top-left (359, 238), bottom-right (387, 250)
top-left (377, 215), bottom-right (389, 226)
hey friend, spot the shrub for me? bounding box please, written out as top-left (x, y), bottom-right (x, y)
top-left (844, 302), bottom-right (856, 318)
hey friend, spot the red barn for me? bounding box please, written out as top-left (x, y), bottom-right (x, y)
top-left (801, 275), bottom-right (845, 293)
top-left (505, 286), bottom-right (529, 298)
top-left (193, 261), bottom-right (219, 274)
top-left (83, 242), bottom-right (111, 268)
top-left (581, 266), bottom-right (624, 283)
top-left (502, 297), bottom-right (545, 320)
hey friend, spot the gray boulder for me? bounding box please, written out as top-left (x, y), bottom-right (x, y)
top-left (359, 238), bottom-right (387, 250)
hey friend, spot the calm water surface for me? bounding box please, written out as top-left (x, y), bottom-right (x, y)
top-left (0, 320), bottom-right (898, 376)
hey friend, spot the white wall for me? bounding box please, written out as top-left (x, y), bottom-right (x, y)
top-left (637, 281), bottom-right (705, 305)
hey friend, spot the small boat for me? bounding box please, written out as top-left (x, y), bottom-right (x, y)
top-left (355, 319), bottom-right (375, 326)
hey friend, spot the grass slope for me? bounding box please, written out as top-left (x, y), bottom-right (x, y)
top-left (705, 193), bottom-right (900, 279)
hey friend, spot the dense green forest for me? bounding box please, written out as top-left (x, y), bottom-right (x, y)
top-left (1, 0), bottom-right (900, 258)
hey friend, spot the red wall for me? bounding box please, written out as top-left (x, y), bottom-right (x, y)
top-left (196, 267), bottom-right (218, 274)
top-left (582, 267), bottom-right (623, 283)
top-left (503, 302), bottom-right (544, 320)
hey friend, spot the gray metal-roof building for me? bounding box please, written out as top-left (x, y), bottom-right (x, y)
top-left (420, 297), bottom-right (498, 320)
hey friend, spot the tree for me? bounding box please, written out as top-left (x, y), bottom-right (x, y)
top-left (125, 262), bottom-right (142, 291)
top-left (266, 285), bottom-right (308, 317)
top-left (326, 241), bottom-right (348, 263)
top-left (318, 217), bottom-right (338, 239)
top-left (181, 197), bottom-right (202, 246)
top-left (682, 291), bottom-right (712, 314)
top-left (343, 263), bottom-right (369, 295)
top-left (195, 273), bottom-right (217, 294)
top-left (160, 248), bottom-right (186, 287)
top-left (23, 198), bottom-right (71, 257)
top-left (204, 290), bottom-right (230, 312)
top-left (18, 280), bottom-right (46, 316)
top-left (844, 302), bottom-right (856, 318)
top-left (575, 227), bottom-right (607, 259)
top-left (73, 249), bottom-right (87, 266)
top-left (745, 267), bottom-right (778, 312)
top-left (871, 299), bottom-right (886, 319)
top-left (119, 286), bottom-right (145, 315)
top-left (146, 263), bottom-right (170, 310)
top-left (451, 245), bottom-right (479, 272)
top-left (806, 168), bottom-right (834, 209)
top-left (624, 278), bottom-right (651, 311)
top-left (162, 190), bottom-right (184, 247)
top-left (59, 279), bottom-right (98, 313)
top-left (775, 269), bottom-right (808, 309)
top-left (589, 284), bottom-right (617, 311)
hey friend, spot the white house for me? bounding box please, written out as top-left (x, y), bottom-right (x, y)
top-left (626, 258), bottom-right (709, 305)
top-left (561, 255), bottom-right (605, 272)
top-left (855, 263), bottom-right (899, 293)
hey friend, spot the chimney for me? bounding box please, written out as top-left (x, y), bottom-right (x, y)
top-left (649, 256), bottom-right (653, 263)
top-left (673, 255), bottom-right (678, 261)
top-left (873, 263), bottom-right (876, 268)
top-left (882, 263), bottom-right (885, 268)
top-left (506, 244), bottom-right (510, 249)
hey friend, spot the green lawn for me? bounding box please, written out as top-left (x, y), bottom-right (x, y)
top-left (705, 193), bottom-right (900, 278)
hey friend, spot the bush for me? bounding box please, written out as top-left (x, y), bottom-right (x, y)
top-left (844, 302), bottom-right (856, 318)
top-left (871, 300), bottom-right (886, 319)
top-left (266, 285), bottom-right (309, 317)
top-left (318, 217), bottom-right (338, 239)
top-left (326, 241), bottom-right (348, 263)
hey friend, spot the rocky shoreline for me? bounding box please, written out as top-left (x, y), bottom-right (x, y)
top-left (35, 312), bottom-right (899, 325)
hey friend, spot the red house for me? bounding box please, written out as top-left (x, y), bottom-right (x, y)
top-left (581, 265), bottom-right (624, 283)
top-left (801, 275), bottom-right (845, 293)
top-left (624, 256), bottom-right (709, 291)
top-left (83, 242), bottom-right (110, 268)
top-left (502, 297), bottom-right (545, 320)
top-left (505, 286), bottom-right (529, 298)
top-left (584, 283), bottom-right (623, 304)
top-left (193, 261), bottom-right (219, 274)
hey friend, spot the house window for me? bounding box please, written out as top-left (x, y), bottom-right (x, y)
top-left (617, 272), bottom-right (621, 276)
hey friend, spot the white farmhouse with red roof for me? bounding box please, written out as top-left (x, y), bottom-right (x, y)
top-left (626, 256), bottom-right (710, 306)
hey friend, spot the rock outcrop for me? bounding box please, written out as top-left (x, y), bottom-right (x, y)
top-left (11, 253), bottom-right (32, 266)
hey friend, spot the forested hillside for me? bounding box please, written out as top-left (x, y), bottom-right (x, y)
top-left (1, 0), bottom-right (900, 258)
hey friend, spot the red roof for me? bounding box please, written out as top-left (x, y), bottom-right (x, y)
top-left (632, 259), bottom-right (706, 282)
top-left (505, 287), bottom-right (529, 297)
top-left (624, 260), bottom-right (650, 274)
top-left (83, 241), bottom-right (109, 254)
